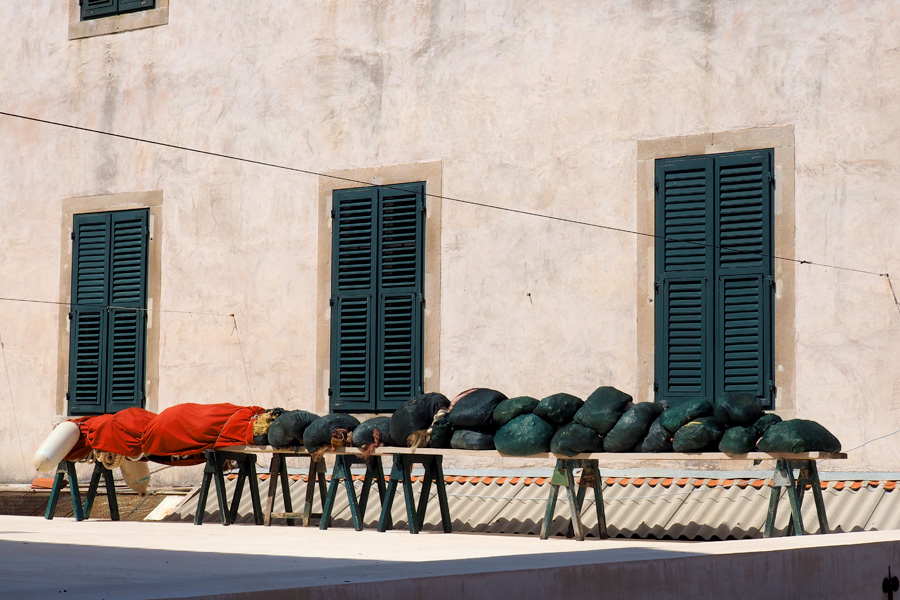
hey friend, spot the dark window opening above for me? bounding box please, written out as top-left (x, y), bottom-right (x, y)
top-left (81, 0), bottom-right (155, 20)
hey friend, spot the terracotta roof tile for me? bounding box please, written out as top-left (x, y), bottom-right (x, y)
top-left (886, 481), bottom-right (896, 491)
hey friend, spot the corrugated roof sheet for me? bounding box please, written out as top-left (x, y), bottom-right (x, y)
top-left (162, 463), bottom-right (900, 541)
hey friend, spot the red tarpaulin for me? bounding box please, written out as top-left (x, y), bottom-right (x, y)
top-left (85, 407), bottom-right (156, 457)
top-left (62, 408), bottom-right (157, 461)
top-left (63, 417), bottom-right (94, 462)
top-left (140, 403), bottom-right (265, 457)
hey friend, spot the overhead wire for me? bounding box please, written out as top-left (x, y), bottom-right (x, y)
top-left (0, 109), bottom-right (892, 281)
top-left (0, 295), bottom-right (234, 318)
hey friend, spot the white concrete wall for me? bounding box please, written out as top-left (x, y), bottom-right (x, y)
top-left (1, 1), bottom-right (899, 483)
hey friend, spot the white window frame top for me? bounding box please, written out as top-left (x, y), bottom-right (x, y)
top-left (69, 0), bottom-right (168, 40)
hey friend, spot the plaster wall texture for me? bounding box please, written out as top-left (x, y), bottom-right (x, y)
top-left (0, 1), bottom-right (899, 483)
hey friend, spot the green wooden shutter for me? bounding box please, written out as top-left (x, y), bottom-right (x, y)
top-left (68, 210), bottom-right (148, 415)
top-left (714, 150), bottom-right (774, 405)
top-left (69, 213), bottom-right (111, 415)
top-left (81, 0), bottom-right (118, 19)
top-left (82, 0), bottom-right (154, 19)
top-left (655, 158), bottom-right (714, 405)
top-left (376, 183), bottom-right (424, 411)
top-left (118, 0), bottom-right (155, 12)
top-left (330, 188), bottom-right (377, 411)
top-left (105, 211), bottom-right (149, 412)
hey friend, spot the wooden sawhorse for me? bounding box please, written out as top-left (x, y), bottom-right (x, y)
top-left (377, 453), bottom-right (451, 534)
top-left (320, 454), bottom-right (388, 531)
top-left (263, 450), bottom-right (328, 527)
top-left (764, 458), bottom-right (829, 537)
top-left (45, 460), bottom-right (119, 521)
top-left (541, 458), bottom-right (607, 541)
top-left (541, 454), bottom-right (836, 541)
top-left (194, 450), bottom-right (262, 526)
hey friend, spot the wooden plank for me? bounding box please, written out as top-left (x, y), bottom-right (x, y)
top-left (218, 445), bottom-right (846, 461)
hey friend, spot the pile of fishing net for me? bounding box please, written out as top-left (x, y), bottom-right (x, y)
top-left (352, 388), bottom-right (842, 457)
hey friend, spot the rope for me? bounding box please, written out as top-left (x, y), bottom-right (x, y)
top-left (93, 451), bottom-right (125, 470)
top-left (0, 330), bottom-right (28, 477)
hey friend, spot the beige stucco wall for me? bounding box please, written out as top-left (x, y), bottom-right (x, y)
top-left (1, 1), bottom-right (899, 483)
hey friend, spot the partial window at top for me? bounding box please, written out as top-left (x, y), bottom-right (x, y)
top-left (82, 0), bottom-right (154, 20)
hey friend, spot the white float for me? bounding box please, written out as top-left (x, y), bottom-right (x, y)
top-left (32, 421), bottom-right (81, 472)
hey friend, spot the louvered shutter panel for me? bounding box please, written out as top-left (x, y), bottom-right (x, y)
top-left (105, 211), bottom-right (148, 412)
top-left (118, 0), bottom-right (155, 12)
top-left (655, 158), bottom-right (714, 405)
top-left (714, 151), bottom-right (774, 405)
top-left (68, 213), bottom-right (111, 415)
top-left (376, 184), bottom-right (424, 410)
top-left (330, 188), bottom-right (377, 410)
top-left (81, 0), bottom-right (117, 19)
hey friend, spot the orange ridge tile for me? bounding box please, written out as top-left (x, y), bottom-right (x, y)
top-left (648, 478), bottom-right (660, 486)
top-left (885, 481), bottom-right (897, 491)
top-left (481, 477), bottom-right (494, 485)
top-left (722, 479), bottom-right (734, 487)
top-left (661, 478), bottom-right (674, 487)
top-left (850, 481), bottom-right (863, 490)
top-left (676, 478), bottom-right (690, 486)
top-left (707, 479), bottom-right (719, 487)
top-left (632, 478), bottom-right (645, 486)
top-left (495, 477), bottom-right (507, 485)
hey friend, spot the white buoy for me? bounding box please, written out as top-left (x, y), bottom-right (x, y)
top-left (32, 421), bottom-right (81, 472)
top-left (120, 460), bottom-right (151, 495)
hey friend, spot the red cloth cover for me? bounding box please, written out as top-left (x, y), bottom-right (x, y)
top-left (63, 417), bottom-right (94, 461)
top-left (85, 407), bottom-right (156, 457)
top-left (140, 403), bottom-right (265, 457)
top-left (62, 408), bottom-right (157, 460)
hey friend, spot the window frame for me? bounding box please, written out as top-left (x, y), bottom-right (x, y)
top-left (68, 0), bottom-right (168, 40)
top-left (635, 127), bottom-right (796, 415)
top-left (57, 191), bottom-right (162, 418)
top-left (316, 162), bottom-right (442, 416)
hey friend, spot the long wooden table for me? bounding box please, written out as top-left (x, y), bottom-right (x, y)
top-left (215, 446), bottom-right (846, 540)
